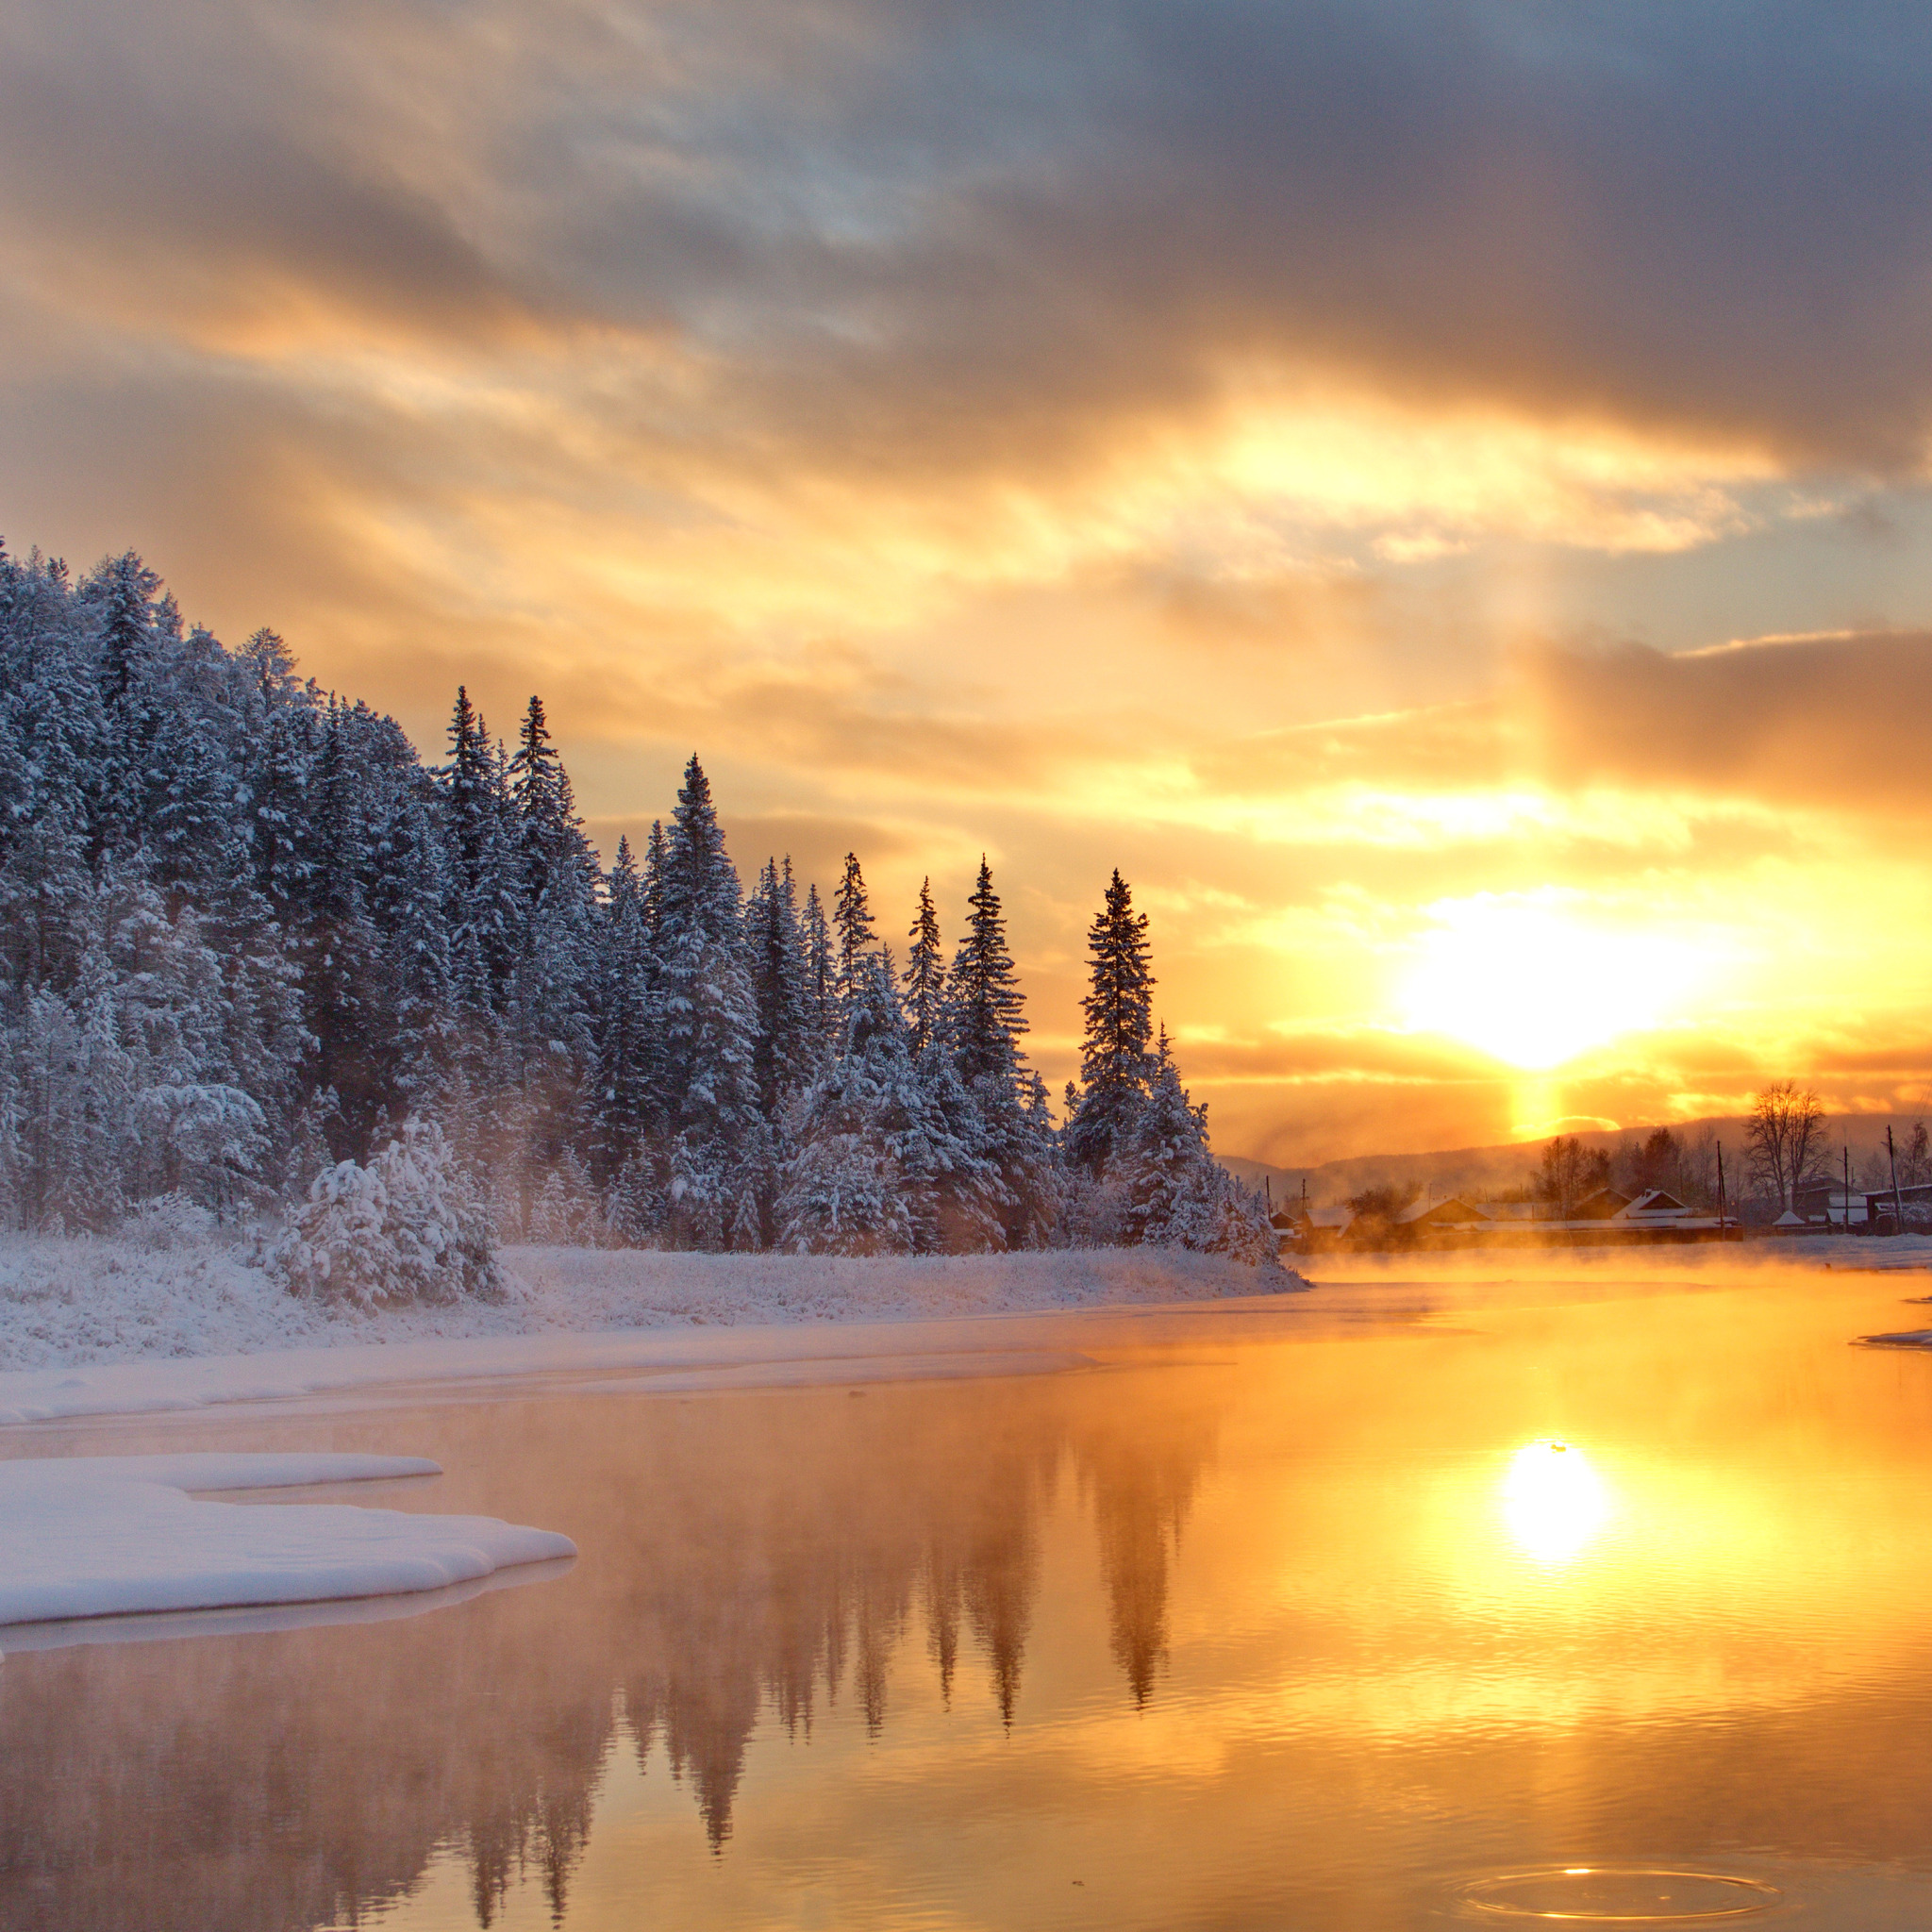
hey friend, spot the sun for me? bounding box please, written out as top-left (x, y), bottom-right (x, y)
top-left (1500, 1440), bottom-right (1612, 1564)
top-left (1398, 895), bottom-right (1703, 1071)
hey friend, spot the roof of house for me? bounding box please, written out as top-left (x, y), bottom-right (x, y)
top-left (1397, 1195), bottom-right (1486, 1225)
top-left (1571, 1187), bottom-right (1635, 1221)
top-left (1617, 1189), bottom-right (1690, 1218)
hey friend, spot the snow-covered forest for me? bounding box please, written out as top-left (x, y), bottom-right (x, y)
top-left (0, 546), bottom-right (1274, 1267)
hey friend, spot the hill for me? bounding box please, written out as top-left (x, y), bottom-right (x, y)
top-left (1221, 1111), bottom-right (1931, 1208)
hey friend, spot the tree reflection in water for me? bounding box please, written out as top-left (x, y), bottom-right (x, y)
top-left (0, 1367), bottom-right (1219, 1931)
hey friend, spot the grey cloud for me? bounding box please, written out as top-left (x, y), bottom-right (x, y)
top-left (1524, 629), bottom-right (1932, 811)
top-left (11, 0), bottom-right (1932, 480)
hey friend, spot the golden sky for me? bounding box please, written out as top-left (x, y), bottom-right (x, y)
top-left (8, 0), bottom-right (1932, 1163)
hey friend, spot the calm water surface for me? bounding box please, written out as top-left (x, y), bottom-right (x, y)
top-left (7, 1267), bottom-right (1932, 1929)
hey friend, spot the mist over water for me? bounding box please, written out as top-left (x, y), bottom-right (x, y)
top-left (8, 1266), bottom-right (1932, 1928)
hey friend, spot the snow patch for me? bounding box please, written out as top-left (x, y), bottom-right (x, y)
top-left (0, 1451), bottom-right (575, 1629)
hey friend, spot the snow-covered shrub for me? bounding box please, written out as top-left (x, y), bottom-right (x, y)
top-left (270, 1118), bottom-right (503, 1307)
top-left (528, 1151), bottom-right (598, 1244)
top-left (123, 1191), bottom-right (219, 1250)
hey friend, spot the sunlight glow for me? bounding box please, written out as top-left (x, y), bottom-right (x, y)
top-left (1399, 897), bottom-right (1704, 1070)
top-left (1500, 1440), bottom-right (1611, 1565)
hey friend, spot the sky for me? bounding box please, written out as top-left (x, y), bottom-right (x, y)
top-left (7, 0), bottom-right (1932, 1166)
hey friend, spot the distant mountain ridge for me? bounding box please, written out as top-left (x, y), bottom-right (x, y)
top-left (1221, 1111), bottom-right (1930, 1208)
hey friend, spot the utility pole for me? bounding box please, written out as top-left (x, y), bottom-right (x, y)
top-left (1717, 1140), bottom-right (1727, 1237)
top-left (1890, 1124), bottom-right (1906, 1237)
top-left (1843, 1141), bottom-right (1852, 1233)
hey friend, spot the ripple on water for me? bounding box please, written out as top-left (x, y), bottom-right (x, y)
top-left (1457, 1868), bottom-right (1782, 1921)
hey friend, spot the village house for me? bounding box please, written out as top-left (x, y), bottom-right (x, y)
top-left (1283, 1186), bottom-right (1731, 1253)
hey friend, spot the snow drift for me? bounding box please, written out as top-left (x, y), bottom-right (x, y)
top-left (0, 1452), bottom-right (575, 1628)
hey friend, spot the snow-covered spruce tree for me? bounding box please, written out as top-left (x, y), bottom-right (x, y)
top-left (590, 835), bottom-right (661, 1196)
top-left (655, 756), bottom-right (759, 1249)
top-left (271, 1116), bottom-right (504, 1306)
top-left (779, 955), bottom-right (997, 1255)
top-left (1064, 869), bottom-right (1155, 1177)
top-left (943, 858), bottom-right (1054, 1248)
top-left (1115, 1032), bottom-right (1278, 1266)
top-left (435, 694), bottom-right (526, 1219)
top-left (503, 694), bottom-right (599, 1224)
top-left (832, 852), bottom-right (877, 1022)
top-left (746, 857), bottom-right (814, 1118)
top-left (742, 857), bottom-right (815, 1241)
top-left (802, 882), bottom-right (836, 1044)
top-left (904, 878), bottom-right (946, 1058)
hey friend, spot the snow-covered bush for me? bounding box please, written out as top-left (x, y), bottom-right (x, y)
top-left (270, 1118), bottom-right (503, 1307)
top-left (123, 1191), bottom-right (220, 1250)
top-left (528, 1152), bottom-right (598, 1245)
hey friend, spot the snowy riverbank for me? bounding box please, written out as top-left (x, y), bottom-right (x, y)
top-left (0, 1232), bottom-right (1304, 1377)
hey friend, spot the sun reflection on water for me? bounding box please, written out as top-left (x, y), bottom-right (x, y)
top-left (1500, 1439), bottom-right (1612, 1564)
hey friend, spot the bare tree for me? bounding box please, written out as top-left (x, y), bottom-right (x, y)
top-left (1745, 1082), bottom-right (1825, 1214)
top-left (1682, 1125), bottom-right (1720, 1208)
top-left (1900, 1120), bottom-right (1932, 1190)
top-left (1532, 1135), bottom-right (1612, 1216)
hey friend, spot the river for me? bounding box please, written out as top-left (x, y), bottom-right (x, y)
top-left (5, 1261), bottom-right (1932, 1928)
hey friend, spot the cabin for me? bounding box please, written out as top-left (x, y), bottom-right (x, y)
top-left (1293, 1185), bottom-right (1732, 1253)
top-left (1570, 1187), bottom-right (1634, 1221)
top-left (1395, 1195), bottom-right (1488, 1233)
top-left (1615, 1188), bottom-right (1694, 1224)
top-left (1792, 1184), bottom-right (1873, 1228)
top-left (1273, 1202), bottom-right (1352, 1255)
top-left (1862, 1181), bottom-right (1932, 1232)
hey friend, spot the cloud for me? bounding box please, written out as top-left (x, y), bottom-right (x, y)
top-left (1522, 629), bottom-right (1932, 815)
top-left (12, 0), bottom-right (1932, 494)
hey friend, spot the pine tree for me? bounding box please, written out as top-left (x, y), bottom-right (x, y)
top-left (656, 756), bottom-right (758, 1249)
top-left (1065, 870), bottom-right (1155, 1177)
top-left (779, 955), bottom-right (995, 1255)
top-left (833, 853), bottom-right (876, 1018)
top-left (904, 878), bottom-right (946, 1058)
top-left (440, 688), bottom-right (520, 1016)
top-left (301, 697), bottom-right (382, 1145)
top-left (947, 858), bottom-right (1026, 1087)
top-left (591, 835), bottom-right (659, 1190)
top-left (641, 819), bottom-right (668, 942)
top-left (745, 857), bottom-right (812, 1121)
top-left (92, 552), bottom-right (158, 710)
top-left (802, 884), bottom-right (835, 1042)
top-left (1116, 1030), bottom-right (1276, 1264)
top-left (503, 693), bottom-right (598, 1212)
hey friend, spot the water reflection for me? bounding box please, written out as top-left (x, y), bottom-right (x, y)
top-left (1500, 1440), bottom-right (1612, 1565)
top-left (0, 1371), bottom-right (1221, 1929)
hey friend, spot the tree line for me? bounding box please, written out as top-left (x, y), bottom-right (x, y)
top-left (1528, 1083), bottom-right (1930, 1222)
top-left (0, 545), bottom-right (1275, 1261)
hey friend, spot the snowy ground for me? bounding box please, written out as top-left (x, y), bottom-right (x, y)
top-left (0, 1232), bottom-right (1303, 1375)
top-left (0, 1451), bottom-right (575, 1637)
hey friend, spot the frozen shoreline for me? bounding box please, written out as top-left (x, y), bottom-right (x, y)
top-left (0, 1238), bottom-right (1304, 1424)
top-left (0, 1451), bottom-right (575, 1633)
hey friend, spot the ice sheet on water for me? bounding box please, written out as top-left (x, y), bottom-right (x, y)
top-left (0, 1451), bottom-right (575, 1629)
